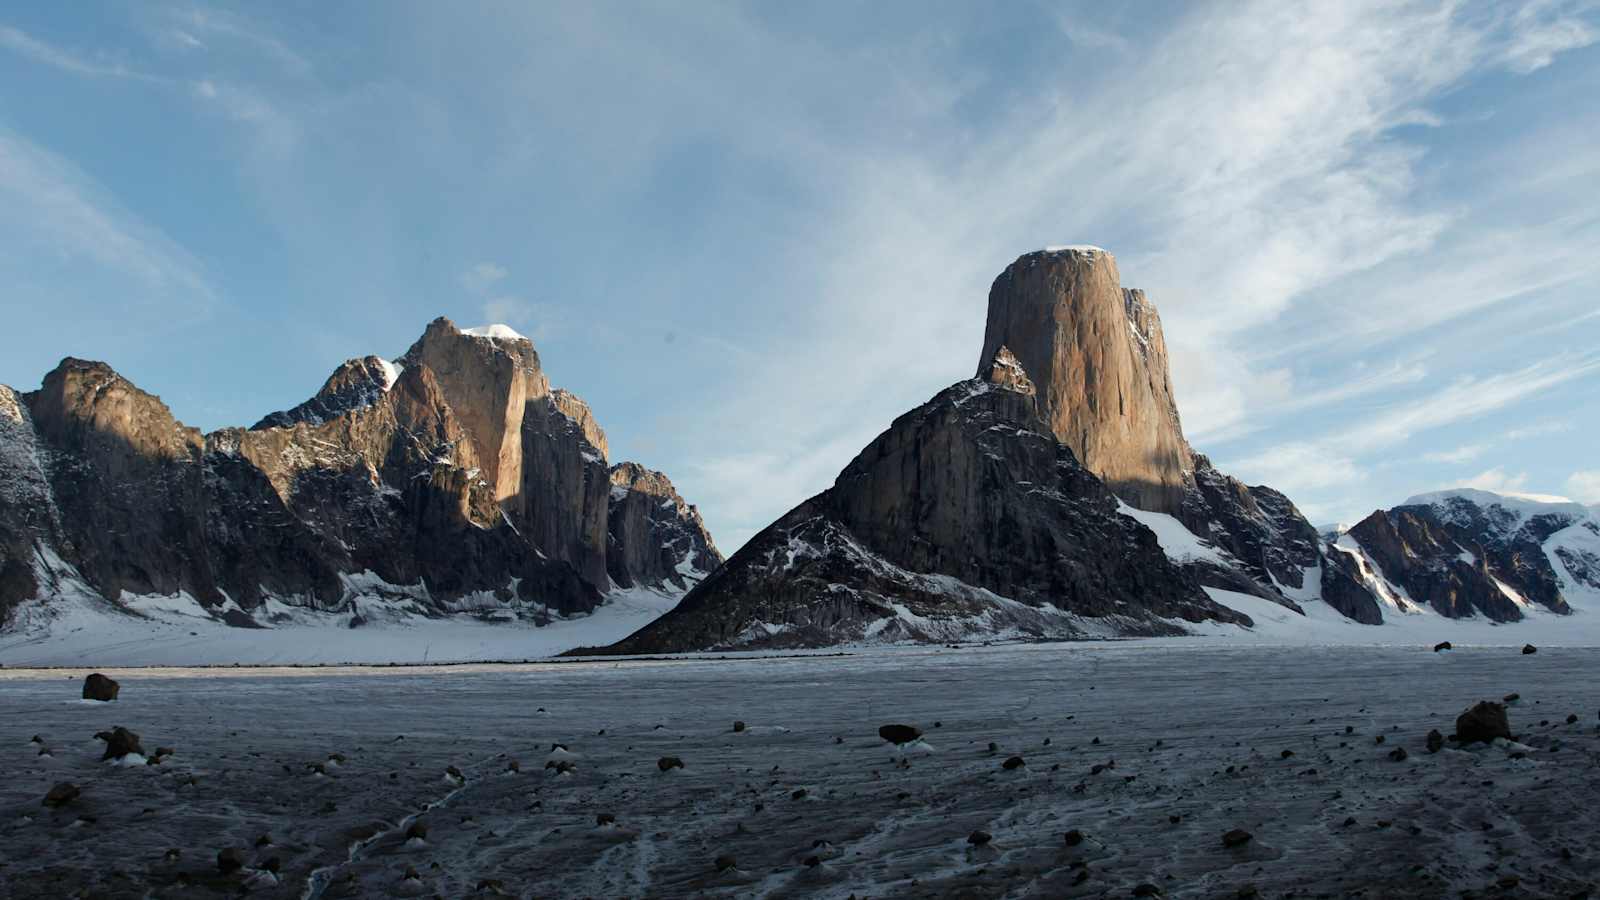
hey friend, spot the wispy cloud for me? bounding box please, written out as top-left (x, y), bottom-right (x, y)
top-left (460, 262), bottom-right (508, 293)
top-left (1422, 443), bottom-right (1491, 464)
top-left (1566, 469), bottom-right (1600, 504)
top-left (0, 23), bottom-right (162, 81)
top-left (1459, 466), bottom-right (1531, 494)
top-left (0, 132), bottom-right (212, 303)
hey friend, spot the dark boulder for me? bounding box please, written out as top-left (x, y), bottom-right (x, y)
top-left (657, 756), bottom-right (684, 772)
top-left (1433, 642), bottom-right (1452, 652)
top-left (41, 782), bottom-right (79, 807)
top-left (82, 673), bottom-right (119, 701)
top-left (1455, 701), bottom-right (1512, 744)
top-left (878, 724), bottom-right (922, 745)
top-left (96, 726), bottom-right (143, 760)
top-left (1426, 729), bottom-right (1444, 753)
top-left (1522, 644), bottom-right (1538, 655)
top-left (1222, 828), bottom-right (1253, 848)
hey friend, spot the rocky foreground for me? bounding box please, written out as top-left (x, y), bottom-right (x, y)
top-left (4, 646), bottom-right (1598, 898)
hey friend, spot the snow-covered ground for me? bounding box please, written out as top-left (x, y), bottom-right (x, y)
top-left (0, 585), bottom-right (684, 668)
top-left (4, 644), bottom-right (1598, 897)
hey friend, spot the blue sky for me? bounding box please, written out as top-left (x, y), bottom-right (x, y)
top-left (1, 1), bottom-right (1597, 551)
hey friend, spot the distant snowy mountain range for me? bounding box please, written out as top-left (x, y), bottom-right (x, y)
top-left (2, 252), bottom-right (1595, 666)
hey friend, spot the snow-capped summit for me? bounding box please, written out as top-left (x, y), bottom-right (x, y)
top-left (459, 323), bottom-right (529, 341)
top-left (1402, 487), bottom-right (1590, 523)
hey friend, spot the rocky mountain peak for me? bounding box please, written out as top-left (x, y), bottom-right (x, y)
top-left (252, 355), bottom-right (398, 430)
top-left (399, 317), bottom-right (549, 504)
top-left (982, 345), bottom-right (1035, 395)
top-left (977, 248), bottom-right (1191, 514)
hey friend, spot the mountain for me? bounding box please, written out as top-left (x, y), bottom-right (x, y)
top-left (589, 247), bottom-right (1364, 653)
top-left (0, 318), bottom-right (719, 640)
top-left (1330, 489), bottom-right (1600, 621)
top-left (588, 346), bottom-right (1246, 654)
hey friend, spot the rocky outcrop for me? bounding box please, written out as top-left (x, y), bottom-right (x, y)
top-left (1335, 490), bottom-right (1594, 622)
top-left (251, 356), bottom-right (398, 430)
top-left (1179, 454), bottom-right (1322, 598)
top-left (585, 349), bottom-right (1247, 654)
top-left (0, 319), bottom-right (714, 634)
top-left (977, 248), bottom-right (1191, 515)
top-left (607, 462), bottom-right (722, 591)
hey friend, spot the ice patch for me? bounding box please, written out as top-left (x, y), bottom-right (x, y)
top-left (459, 324), bottom-right (528, 341)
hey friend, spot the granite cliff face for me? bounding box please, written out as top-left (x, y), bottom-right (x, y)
top-left (587, 347), bottom-right (1247, 654)
top-left (977, 248), bottom-right (1192, 515)
top-left (0, 319), bottom-right (719, 633)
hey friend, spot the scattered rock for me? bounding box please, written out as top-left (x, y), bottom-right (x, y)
top-left (82, 673), bottom-right (120, 701)
top-left (254, 834), bottom-right (272, 848)
top-left (1433, 642), bottom-right (1452, 652)
top-left (1064, 829), bottom-right (1085, 847)
top-left (41, 783), bottom-right (79, 808)
top-left (1522, 644), bottom-right (1537, 655)
top-left (1567, 714), bottom-right (1579, 725)
top-left (657, 756), bottom-right (684, 772)
top-left (1280, 749), bottom-right (1294, 759)
top-left (1222, 829), bottom-right (1253, 848)
top-left (96, 726), bottom-right (144, 760)
top-left (1426, 730), bottom-right (1444, 753)
top-left (733, 721), bottom-right (746, 733)
top-left (714, 855), bottom-right (737, 872)
top-left (1374, 735), bottom-right (1385, 745)
top-left (1389, 747), bottom-right (1408, 762)
top-left (791, 789), bottom-right (808, 800)
top-left (967, 830), bottom-right (992, 847)
top-left (878, 724), bottom-right (921, 745)
top-left (217, 848), bottom-right (246, 874)
top-left (1503, 693), bottom-right (1520, 703)
top-left (1456, 701), bottom-right (1512, 745)
top-left (1002, 756), bottom-right (1026, 770)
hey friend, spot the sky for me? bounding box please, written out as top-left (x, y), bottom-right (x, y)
top-left (1, 1), bottom-right (1597, 552)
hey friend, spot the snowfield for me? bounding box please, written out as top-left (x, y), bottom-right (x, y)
top-left (3, 645), bottom-right (1599, 898)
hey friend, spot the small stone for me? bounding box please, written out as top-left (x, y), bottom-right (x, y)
top-left (733, 721), bottom-right (746, 733)
top-left (1002, 756), bottom-right (1026, 770)
top-left (1388, 747), bottom-right (1408, 762)
top-left (714, 855), bottom-right (737, 872)
top-left (1222, 828), bottom-right (1253, 848)
top-left (41, 782), bottom-right (79, 808)
top-left (1280, 749), bottom-right (1294, 759)
top-left (658, 756), bottom-right (684, 772)
top-left (967, 830), bottom-right (992, 846)
top-left (82, 673), bottom-right (120, 701)
top-left (1374, 735), bottom-right (1385, 745)
top-left (1433, 641), bottom-right (1452, 652)
top-left (217, 847), bottom-right (246, 874)
top-left (1522, 644), bottom-right (1537, 655)
top-left (254, 834), bottom-right (272, 847)
top-left (1567, 714), bottom-right (1579, 725)
top-left (791, 789), bottom-right (807, 800)
top-left (878, 724), bottom-right (921, 745)
top-left (1169, 815), bottom-right (1182, 824)
top-left (1426, 729), bottom-right (1444, 753)
top-left (96, 726), bottom-right (144, 760)
top-left (1503, 693), bottom-right (1520, 703)
top-left (1063, 829), bottom-right (1084, 847)
top-left (405, 821), bottom-right (428, 841)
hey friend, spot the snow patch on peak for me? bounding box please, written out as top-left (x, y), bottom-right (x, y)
top-left (377, 359), bottom-right (403, 391)
top-left (1403, 488), bottom-right (1588, 521)
top-left (459, 324), bottom-right (529, 342)
top-left (1043, 244), bottom-right (1110, 255)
